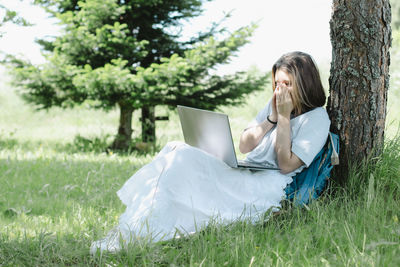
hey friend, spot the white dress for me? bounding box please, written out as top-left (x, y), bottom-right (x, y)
top-left (91, 103), bottom-right (330, 253)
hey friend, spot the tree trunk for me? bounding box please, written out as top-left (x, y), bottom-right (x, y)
top-left (141, 106), bottom-right (156, 143)
top-left (328, 0), bottom-right (391, 181)
top-left (110, 102), bottom-right (134, 150)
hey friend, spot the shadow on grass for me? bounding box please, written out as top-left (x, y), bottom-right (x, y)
top-left (0, 138), bottom-right (19, 150)
top-left (0, 231), bottom-right (100, 266)
top-left (0, 134), bottom-right (162, 156)
top-left (0, 153), bottom-right (144, 265)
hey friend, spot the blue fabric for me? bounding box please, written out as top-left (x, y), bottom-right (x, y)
top-left (285, 132), bottom-right (339, 206)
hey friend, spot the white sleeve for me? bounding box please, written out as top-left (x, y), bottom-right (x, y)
top-left (291, 109), bottom-right (331, 167)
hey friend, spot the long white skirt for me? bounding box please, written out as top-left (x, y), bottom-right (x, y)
top-left (91, 141), bottom-right (292, 253)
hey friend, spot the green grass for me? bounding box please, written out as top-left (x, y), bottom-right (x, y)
top-left (0, 65), bottom-right (400, 266)
top-left (0, 134), bottom-right (399, 266)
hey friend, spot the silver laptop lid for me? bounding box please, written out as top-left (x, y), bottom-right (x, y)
top-left (177, 105), bottom-right (238, 168)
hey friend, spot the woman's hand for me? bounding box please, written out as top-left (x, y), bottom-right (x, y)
top-left (270, 91), bottom-right (278, 122)
top-left (273, 84), bottom-right (302, 174)
top-left (274, 85), bottom-right (294, 119)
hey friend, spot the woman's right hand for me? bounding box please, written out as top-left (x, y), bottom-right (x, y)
top-left (274, 85), bottom-right (294, 119)
top-left (270, 87), bottom-right (278, 122)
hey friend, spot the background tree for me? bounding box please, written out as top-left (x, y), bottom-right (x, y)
top-left (390, 0), bottom-right (400, 103)
top-left (0, 2), bottom-right (31, 37)
top-left (391, 0), bottom-right (400, 29)
top-left (328, 0), bottom-right (391, 181)
top-left (8, 0), bottom-right (267, 150)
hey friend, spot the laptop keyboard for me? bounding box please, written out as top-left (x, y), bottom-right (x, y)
top-left (237, 160), bottom-right (279, 170)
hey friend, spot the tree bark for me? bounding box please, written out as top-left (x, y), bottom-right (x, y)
top-left (328, 0), bottom-right (391, 181)
top-left (141, 106), bottom-right (156, 143)
top-left (110, 102), bottom-right (134, 150)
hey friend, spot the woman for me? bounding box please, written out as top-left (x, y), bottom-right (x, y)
top-left (91, 51), bottom-right (330, 253)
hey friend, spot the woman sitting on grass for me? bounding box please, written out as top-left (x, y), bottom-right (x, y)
top-left (91, 51), bottom-right (330, 253)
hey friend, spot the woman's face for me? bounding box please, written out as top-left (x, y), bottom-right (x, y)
top-left (274, 68), bottom-right (300, 112)
top-left (274, 69), bottom-right (293, 91)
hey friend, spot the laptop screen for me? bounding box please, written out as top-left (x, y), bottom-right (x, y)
top-left (177, 105), bottom-right (239, 168)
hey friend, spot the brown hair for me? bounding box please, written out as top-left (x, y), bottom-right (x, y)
top-left (272, 51), bottom-right (326, 115)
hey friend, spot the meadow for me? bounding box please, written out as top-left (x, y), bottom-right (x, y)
top-left (0, 61), bottom-right (400, 266)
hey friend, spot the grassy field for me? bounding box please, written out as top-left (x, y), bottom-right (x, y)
top-left (0, 62), bottom-right (400, 266)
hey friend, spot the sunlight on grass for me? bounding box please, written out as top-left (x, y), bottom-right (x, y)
top-left (1, 62), bottom-right (400, 265)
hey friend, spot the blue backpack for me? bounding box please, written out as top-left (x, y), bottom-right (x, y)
top-left (285, 132), bottom-right (339, 206)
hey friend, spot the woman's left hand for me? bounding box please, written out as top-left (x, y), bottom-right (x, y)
top-left (274, 85), bottom-right (294, 118)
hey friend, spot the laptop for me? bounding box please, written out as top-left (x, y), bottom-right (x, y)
top-left (177, 105), bottom-right (279, 171)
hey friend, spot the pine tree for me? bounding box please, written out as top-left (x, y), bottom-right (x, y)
top-left (8, 0), bottom-right (268, 150)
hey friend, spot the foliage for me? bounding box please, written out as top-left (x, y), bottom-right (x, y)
top-left (8, 54), bottom-right (84, 109)
top-left (0, 2), bottom-right (31, 37)
top-left (6, 0), bottom-right (267, 148)
top-left (391, 0), bottom-right (400, 30)
top-left (388, 6), bottom-right (400, 138)
top-left (69, 134), bottom-right (112, 153)
top-left (133, 26), bottom-right (269, 110)
top-left (389, 30), bottom-right (400, 105)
